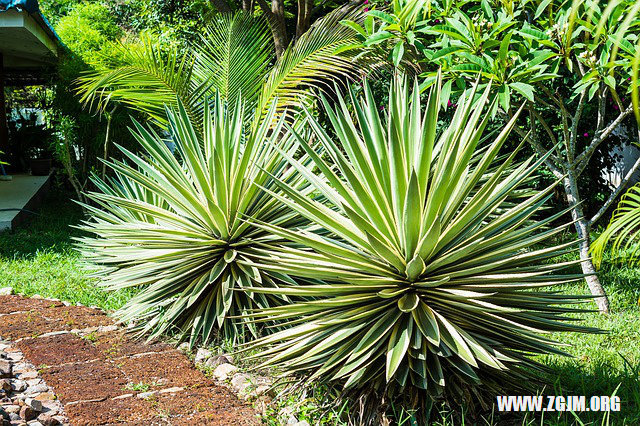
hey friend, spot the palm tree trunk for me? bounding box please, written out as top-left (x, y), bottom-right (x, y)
top-left (563, 172), bottom-right (610, 313)
top-left (296, 0), bottom-right (314, 39)
top-left (256, 0), bottom-right (289, 57)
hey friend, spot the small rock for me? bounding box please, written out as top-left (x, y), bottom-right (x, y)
top-left (97, 325), bottom-right (118, 333)
top-left (24, 398), bottom-right (42, 412)
top-left (30, 295), bottom-right (43, 300)
top-left (136, 391), bottom-right (157, 399)
top-left (6, 353), bottom-right (22, 362)
top-left (61, 301), bottom-right (71, 307)
top-left (194, 348), bottom-right (212, 364)
top-left (1, 379), bottom-right (11, 392)
top-left (158, 387), bottom-right (183, 394)
top-left (33, 393), bottom-right (55, 402)
top-left (294, 422), bottom-right (310, 426)
top-left (212, 363), bottom-right (237, 381)
top-left (36, 413), bottom-right (59, 426)
top-left (25, 385), bottom-right (48, 396)
top-left (286, 416), bottom-right (298, 425)
top-left (9, 412), bottom-right (20, 421)
top-left (155, 378), bottom-right (169, 386)
top-left (0, 361), bottom-right (11, 378)
top-left (112, 394), bottom-right (133, 400)
top-left (11, 380), bottom-right (27, 392)
top-left (254, 384), bottom-right (271, 397)
top-left (19, 406), bottom-right (36, 421)
top-left (3, 407), bottom-right (19, 415)
top-left (16, 372), bottom-right (38, 380)
top-left (177, 343), bottom-right (190, 353)
top-left (27, 421), bottom-right (43, 426)
top-left (230, 374), bottom-right (251, 394)
top-left (0, 287), bottom-right (13, 296)
top-left (203, 354), bottom-right (232, 370)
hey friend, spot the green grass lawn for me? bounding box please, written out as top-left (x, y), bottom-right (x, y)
top-left (1, 191), bottom-right (639, 424)
top-left (0, 190), bottom-right (134, 311)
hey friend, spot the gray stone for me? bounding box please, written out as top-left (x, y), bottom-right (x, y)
top-left (212, 363), bottom-right (237, 381)
top-left (293, 422), bottom-right (310, 426)
top-left (19, 406), bottom-right (35, 421)
top-left (177, 343), bottom-right (190, 353)
top-left (194, 348), bottom-right (212, 364)
top-left (3, 407), bottom-right (19, 415)
top-left (24, 398), bottom-right (42, 412)
top-left (9, 412), bottom-right (20, 421)
top-left (30, 295), bottom-right (43, 300)
top-left (203, 354), bottom-right (232, 370)
top-left (0, 287), bottom-right (13, 296)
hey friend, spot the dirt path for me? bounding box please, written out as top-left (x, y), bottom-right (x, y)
top-left (0, 295), bottom-right (260, 425)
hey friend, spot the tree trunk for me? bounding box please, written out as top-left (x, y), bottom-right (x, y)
top-left (242, 0), bottom-right (254, 12)
top-left (271, 0), bottom-right (288, 57)
top-left (563, 172), bottom-right (610, 313)
top-left (296, 0), bottom-right (314, 39)
top-left (0, 53), bottom-right (9, 159)
top-left (210, 0), bottom-right (232, 13)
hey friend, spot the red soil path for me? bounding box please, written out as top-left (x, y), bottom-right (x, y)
top-left (0, 295), bottom-right (260, 425)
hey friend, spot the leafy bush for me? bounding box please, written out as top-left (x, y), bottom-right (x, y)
top-left (76, 98), bottom-right (310, 345)
top-left (243, 76), bottom-right (595, 421)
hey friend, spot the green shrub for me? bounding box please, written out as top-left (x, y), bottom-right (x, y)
top-left (243, 75), bottom-right (596, 421)
top-left (76, 97), bottom-right (310, 345)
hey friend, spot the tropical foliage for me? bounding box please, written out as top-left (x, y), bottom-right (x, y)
top-left (242, 76), bottom-right (593, 417)
top-left (76, 98), bottom-right (312, 345)
top-left (76, 5), bottom-right (368, 130)
top-left (592, 183), bottom-right (640, 267)
top-left (343, 0), bottom-right (640, 313)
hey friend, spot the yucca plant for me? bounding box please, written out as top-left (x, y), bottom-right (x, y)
top-left (242, 75), bottom-right (595, 416)
top-left (76, 97), bottom-right (314, 345)
top-left (591, 183), bottom-right (640, 267)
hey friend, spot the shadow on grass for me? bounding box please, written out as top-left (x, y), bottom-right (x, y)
top-left (537, 356), bottom-right (640, 424)
top-left (0, 189), bottom-right (85, 258)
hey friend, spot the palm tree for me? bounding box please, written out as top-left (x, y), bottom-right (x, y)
top-left (76, 5), bottom-right (369, 130)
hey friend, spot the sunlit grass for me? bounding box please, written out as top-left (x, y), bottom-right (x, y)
top-left (0, 190), bottom-right (134, 311)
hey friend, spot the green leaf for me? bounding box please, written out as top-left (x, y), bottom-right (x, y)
top-left (392, 41), bottom-right (405, 66)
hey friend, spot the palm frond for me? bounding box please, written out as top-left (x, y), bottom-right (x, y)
top-left (255, 4), bottom-right (368, 123)
top-left (193, 12), bottom-right (274, 113)
top-left (592, 183), bottom-right (640, 267)
top-left (76, 33), bottom-right (200, 127)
